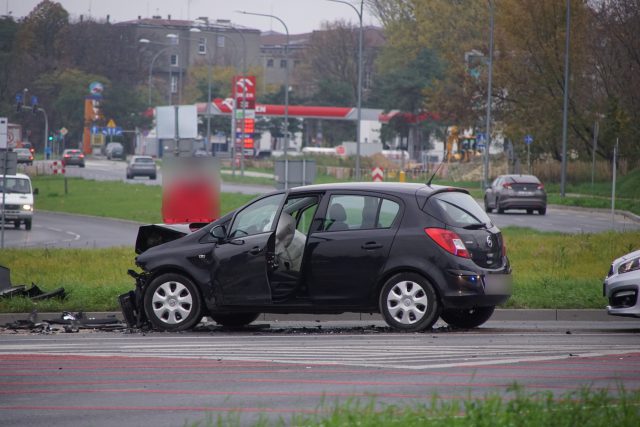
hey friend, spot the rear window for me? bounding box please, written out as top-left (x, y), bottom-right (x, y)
top-left (135, 157), bottom-right (154, 163)
top-left (426, 191), bottom-right (492, 228)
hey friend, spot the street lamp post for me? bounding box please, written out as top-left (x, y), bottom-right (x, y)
top-left (139, 40), bottom-right (176, 107)
top-left (237, 10), bottom-right (290, 188)
top-left (328, 0), bottom-right (363, 181)
top-left (483, 0), bottom-right (495, 191)
top-left (560, 0), bottom-right (571, 198)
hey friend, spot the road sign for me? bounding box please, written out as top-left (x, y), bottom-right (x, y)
top-left (372, 167), bottom-right (384, 182)
top-left (59, 127), bottom-right (68, 136)
top-left (524, 134), bottom-right (534, 145)
top-left (91, 126), bottom-right (100, 135)
top-left (106, 119), bottom-right (116, 128)
top-left (336, 146), bottom-right (346, 156)
top-left (477, 143), bottom-right (486, 149)
top-left (0, 117), bottom-right (7, 149)
top-left (0, 151), bottom-right (17, 174)
top-left (476, 132), bottom-right (485, 142)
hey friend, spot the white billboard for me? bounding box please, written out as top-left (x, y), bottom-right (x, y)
top-left (156, 105), bottom-right (198, 140)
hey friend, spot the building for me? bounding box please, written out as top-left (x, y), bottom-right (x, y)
top-left (117, 16), bottom-right (261, 106)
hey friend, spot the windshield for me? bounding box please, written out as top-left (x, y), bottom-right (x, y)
top-left (0, 177), bottom-right (31, 194)
top-left (429, 192), bottom-right (492, 228)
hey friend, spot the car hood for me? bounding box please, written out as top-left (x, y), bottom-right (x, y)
top-left (1, 192), bottom-right (33, 205)
top-left (135, 223), bottom-right (195, 254)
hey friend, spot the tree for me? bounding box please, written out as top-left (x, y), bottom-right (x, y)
top-left (0, 16), bottom-right (19, 117)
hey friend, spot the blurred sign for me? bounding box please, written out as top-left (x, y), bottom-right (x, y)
top-left (0, 151), bottom-right (18, 174)
top-left (336, 145), bottom-right (346, 156)
top-left (59, 127), bottom-right (68, 136)
top-left (156, 105), bottom-right (198, 140)
top-left (106, 119), bottom-right (116, 128)
top-left (524, 134), bottom-right (534, 145)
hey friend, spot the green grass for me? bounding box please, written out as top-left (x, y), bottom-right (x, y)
top-left (188, 387), bottom-right (640, 427)
top-left (1, 229), bottom-right (638, 313)
top-left (32, 176), bottom-right (256, 224)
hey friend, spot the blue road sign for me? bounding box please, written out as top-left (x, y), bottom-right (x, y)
top-left (91, 126), bottom-right (101, 134)
top-left (477, 132), bottom-right (485, 142)
top-left (524, 134), bottom-right (534, 145)
top-left (477, 143), bottom-right (486, 149)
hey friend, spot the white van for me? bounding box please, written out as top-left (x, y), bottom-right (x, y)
top-left (0, 173), bottom-right (36, 230)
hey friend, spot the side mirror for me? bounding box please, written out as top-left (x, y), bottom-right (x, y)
top-left (210, 225), bottom-right (227, 241)
top-left (33, 188), bottom-right (39, 195)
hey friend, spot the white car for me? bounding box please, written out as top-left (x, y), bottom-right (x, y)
top-left (0, 173), bottom-right (35, 230)
top-left (603, 249), bottom-right (640, 318)
top-left (126, 156), bottom-right (157, 180)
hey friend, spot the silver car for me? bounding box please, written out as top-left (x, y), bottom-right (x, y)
top-left (484, 174), bottom-right (547, 215)
top-left (603, 249), bottom-right (640, 318)
top-left (126, 155), bottom-right (157, 180)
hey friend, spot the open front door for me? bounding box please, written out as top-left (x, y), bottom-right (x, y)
top-left (212, 193), bottom-right (285, 305)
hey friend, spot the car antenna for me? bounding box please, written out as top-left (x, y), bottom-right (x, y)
top-left (427, 162), bottom-right (444, 187)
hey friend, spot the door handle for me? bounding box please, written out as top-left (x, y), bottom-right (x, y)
top-left (249, 246), bottom-right (263, 255)
top-left (361, 242), bottom-right (383, 250)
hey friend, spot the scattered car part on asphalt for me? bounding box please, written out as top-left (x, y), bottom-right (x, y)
top-left (0, 265), bottom-right (65, 301)
top-left (603, 249), bottom-right (640, 318)
top-left (121, 182), bottom-right (512, 333)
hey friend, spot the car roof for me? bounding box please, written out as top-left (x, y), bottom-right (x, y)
top-left (15, 148), bottom-right (30, 152)
top-left (131, 155), bottom-right (153, 160)
top-left (2, 173), bottom-right (30, 179)
top-left (287, 182), bottom-right (460, 196)
top-left (498, 174), bottom-right (540, 182)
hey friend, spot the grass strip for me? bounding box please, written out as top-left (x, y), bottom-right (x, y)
top-left (1, 229), bottom-right (638, 313)
top-left (189, 387), bottom-right (640, 427)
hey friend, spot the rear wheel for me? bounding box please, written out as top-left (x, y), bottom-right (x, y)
top-left (497, 201), bottom-right (505, 214)
top-left (150, 174), bottom-right (156, 180)
top-left (210, 312), bottom-right (260, 328)
top-left (14, 221), bottom-right (20, 229)
top-left (379, 273), bottom-right (440, 332)
top-left (144, 273), bottom-right (202, 331)
top-left (539, 208), bottom-right (546, 215)
top-left (440, 306), bottom-right (495, 329)
top-left (25, 220), bottom-right (32, 231)
top-left (526, 209), bottom-right (533, 214)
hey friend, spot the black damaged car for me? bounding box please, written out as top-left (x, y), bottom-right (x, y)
top-left (120, 182), bottom-right (511, 332)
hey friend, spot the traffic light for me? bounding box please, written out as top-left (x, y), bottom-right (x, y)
top-left (15, 93), bottom-right (23, 112)
top-left (31, 96), bottom-right (39, 115)
top-left (48, 134), bottom-right (54, 142)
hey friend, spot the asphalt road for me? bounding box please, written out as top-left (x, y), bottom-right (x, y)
top-left (0, 319), bottom-right (638, 426)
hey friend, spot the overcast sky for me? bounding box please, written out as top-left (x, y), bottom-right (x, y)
top-left (6, 0), bottom-right (380, 34)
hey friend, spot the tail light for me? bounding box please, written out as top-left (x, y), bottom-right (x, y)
top-left (29, 156), bottom-right (33, 161)
top-left (424, 228), bottom-right (470, 258)
top-left (502, 183), bottom-right (512, 189)
top-left (537, 183), bottom-right (544, 190)
top-left (79, 154), bottom-right (85, 158)
top-left (64, 154), bottom-right (70, 158)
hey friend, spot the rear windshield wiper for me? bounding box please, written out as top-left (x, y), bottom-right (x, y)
top-left (463, 223), bottom-right (489, 230)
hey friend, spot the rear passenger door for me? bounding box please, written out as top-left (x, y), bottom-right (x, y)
top-left (305, 192), bottom-right (402, 306)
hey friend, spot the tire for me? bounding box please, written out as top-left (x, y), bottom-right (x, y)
top-left (379, 272), bottom-right (441, 332)
top-left (14, 221), bottom-right (20, 229)
top-left (80, 164), bottom-right (85, 168)
top-left (497, 201), bottom-right (505, 214)
top-left (126, 173), bottom-right (132, 179)
top-left (143, 273), bottom-right (202, 331)
top-left (25, 220), bottom-right (32, 231)
top-left (440, 306), bottom-right (495, 329)
top-left (539, 208), bottom-right (546, 215)
top-left (484, 197), bottom-right (492, 213)
top-left (210, 312), bottom-right (260, 328)
top-left (526, 209), bottom-right (533, 214)
top-left (150, 175), bottom-right (156, 180)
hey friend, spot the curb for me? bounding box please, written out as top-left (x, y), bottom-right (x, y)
top-left (0, 309), bottom-right (619, 325)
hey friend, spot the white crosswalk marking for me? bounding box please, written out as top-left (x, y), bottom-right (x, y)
top-left (2, 333), bottom-right (638, 370)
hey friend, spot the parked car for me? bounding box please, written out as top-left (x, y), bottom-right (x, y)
top-left (603, 249), bottom-right (640, 318)
top-left (14, 148), bottom-right (33, 165)
top-left (61, 149), bottom-right (85, 167)
top-left (120, 182), bottom-right (512, 332)
top-left (484, 174), bottom-right (547, 215)
top-left (126, 155), bottom-right (157, 180)
top-left (105, 142), bottom-right (125, 160)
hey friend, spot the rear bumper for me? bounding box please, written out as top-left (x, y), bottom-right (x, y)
top-left (440, 267), bottom-right (512, 309)
top-left (498, 196), bottom-right (546, 210)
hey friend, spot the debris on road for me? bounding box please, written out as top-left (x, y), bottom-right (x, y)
top-left (0, 265), bottom-right (66, 301)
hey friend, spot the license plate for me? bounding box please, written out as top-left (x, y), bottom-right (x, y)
top-left (483, 273), bottom-right (512, 295)
top-left (518, 191), bottom-right (534, 196)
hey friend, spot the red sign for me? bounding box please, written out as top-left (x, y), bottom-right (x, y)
top-left (372, 167), bottom-right (384, 182)
top-left (233, 76), bottom-right (256, 101)
top-left (336, 146), bottom-right (346, 156)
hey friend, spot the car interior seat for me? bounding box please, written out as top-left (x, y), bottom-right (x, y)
top-left (327, 203), bottom-right (349, 231)
top-left (361, 198), bottom-right (378, 229)
top-left (275, 212), bottom-right (296, 249)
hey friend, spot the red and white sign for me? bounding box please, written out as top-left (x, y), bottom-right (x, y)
top-left (335, 145), bottom-right (346, 156)
top-left (372, 167), bottom-right (384, 182)
top-left (50, 160), bottom-right (65, 175)
top-left (233, 76), bottom-right (256, 101)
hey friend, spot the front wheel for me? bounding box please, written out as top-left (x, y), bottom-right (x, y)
top-left (440, 306), bottom-right (495, 329)
top-left (210, 312), bottom-right (260, 328)
top-left (379, 273), bottom-right (440, 332)
top-left (539, 208), bottom-right (546, 215)
top-left (25, 220), bottom-right (32, 231)
top-left (144, 273), bottom-right (202, 331)
top-left (484, 197), bottom-right (492, 213)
